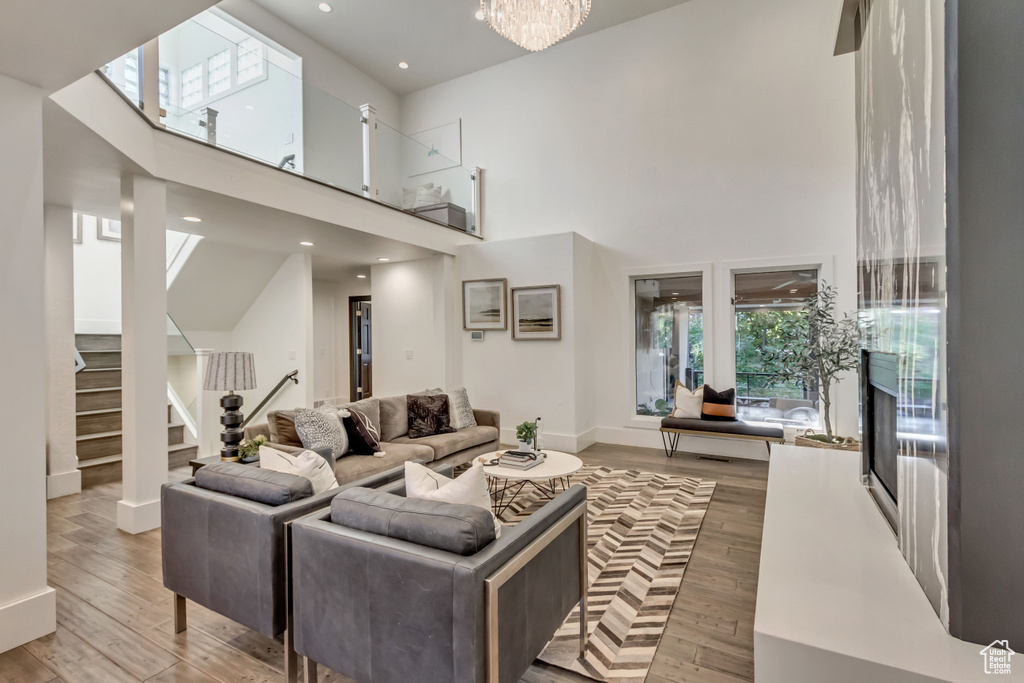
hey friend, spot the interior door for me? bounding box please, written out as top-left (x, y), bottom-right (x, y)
top-left (350, 297), bottom-right (372, 400)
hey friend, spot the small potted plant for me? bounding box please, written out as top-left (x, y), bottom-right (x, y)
top-left (515, 421), bottom-right (537, 453)
top-left (237, 434), bottom-right (267, 464)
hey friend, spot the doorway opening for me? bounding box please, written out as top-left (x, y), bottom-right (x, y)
top-left (349, 296), bottom-right (372, 401)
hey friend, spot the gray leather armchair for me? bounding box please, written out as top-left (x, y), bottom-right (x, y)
top-left (290, 479), bottom-right (588, 683)
top-left (161, 461), bottom-right (415, 683)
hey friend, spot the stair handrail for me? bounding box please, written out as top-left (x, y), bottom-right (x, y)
top-left (240, 370), bottom-right (299, 429)
top-left (75, 349), bottom-right (87, 374)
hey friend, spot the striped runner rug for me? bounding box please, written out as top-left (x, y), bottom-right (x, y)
top-left (497, 465), bottom-right (716, 683)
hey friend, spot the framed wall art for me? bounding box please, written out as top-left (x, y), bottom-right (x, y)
top-left (463, 278), bottom-right (507, 330)
top-left (511, 285), bottom-right (561, 341)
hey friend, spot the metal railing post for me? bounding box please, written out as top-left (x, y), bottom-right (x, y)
top-left (360, 103), bottom-right (377, 200)
top-left (201, 107), bottom-right (218, 145)
top-left (470, 166), bottom-right (483, 236)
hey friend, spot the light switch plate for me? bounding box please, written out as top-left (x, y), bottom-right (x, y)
top-left (405, 349), bottom-right (414, 360)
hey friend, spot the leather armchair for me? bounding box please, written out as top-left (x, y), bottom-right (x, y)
top-left (161, 461), bottom-right (416, 683)
top-left (290, 480), bottom-right (588, 683)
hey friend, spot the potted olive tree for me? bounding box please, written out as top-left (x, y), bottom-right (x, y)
top-left (761, 283), bottom-right (860, 449)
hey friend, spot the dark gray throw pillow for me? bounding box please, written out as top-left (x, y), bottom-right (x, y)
top-left (195, 462), bottom-right (312, 506)
top-left (331, 487), bottom-right (496, 556)
top-left (407, 394), bottom-right (456, 439)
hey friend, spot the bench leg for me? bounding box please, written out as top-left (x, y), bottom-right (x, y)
top-left (661, 431), bottom-right (680, 458)
top-left (302, 657), bottom-right (317, 683)
top-left (173, 593), bottom-right (186, 634)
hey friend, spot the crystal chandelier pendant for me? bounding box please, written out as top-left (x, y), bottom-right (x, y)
top-left (481, 0), bottom-right (592, 52)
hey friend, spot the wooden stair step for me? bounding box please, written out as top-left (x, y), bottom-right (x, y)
top-left (75, 334), bottom-right (122, 351)
top-left (78, 351), bottom-right (121, 369)
top-left (76, 368), bottom-right (121, 390)
top-left (75, 408), bottom-right (121, 436)
top-left (75, 387), bottom-right (121, 412)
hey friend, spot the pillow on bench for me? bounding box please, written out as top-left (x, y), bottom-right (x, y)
top-left (195, 462), bottom-right (313, 506)
top-left (330, 487), bottom-right (496, 556)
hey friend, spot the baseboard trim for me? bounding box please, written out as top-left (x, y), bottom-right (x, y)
top-left (0, 587), bottom-right (55, 653)
top-left (117, 498), bottom-right (161, 534)
top-left (46, 469), bottom-right (82, 499)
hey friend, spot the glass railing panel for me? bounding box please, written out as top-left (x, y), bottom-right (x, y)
top-left (103, 48), bottom-right (142, 107)
top-left (299, 85), bottom-right (365, 195)
top-left (167, 314), bottom-right (198, 423)
top-left (376, 121), bottom-right (477, 234)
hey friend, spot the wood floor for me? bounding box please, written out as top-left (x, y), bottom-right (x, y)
top-left (4, 443), bottom-right (768, 683)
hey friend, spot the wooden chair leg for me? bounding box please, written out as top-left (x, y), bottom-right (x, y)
top-left (303, 656), bottom-right (318, 683)
top-left (173, 593), bottom-right (187, 634)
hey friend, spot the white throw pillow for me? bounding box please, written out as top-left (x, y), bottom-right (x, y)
top-left (259, 445), bottom-right (339, 494)
top-left (672, 383), bottom-right (705, 419)
top-left (413, 185), bottom-right (443, 208)
top-left (404, 461), bottom-right (500, 537)
top-left (447, 387), bottom-right (477, 430)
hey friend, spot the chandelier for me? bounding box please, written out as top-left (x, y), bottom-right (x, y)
top-left (481, 0), bottom-right (592, 52)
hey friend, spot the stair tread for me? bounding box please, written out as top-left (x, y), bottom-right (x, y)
top-left (76, 423), bottom-right (186, 441)
top-left (169, 443), bottom-right (198, 452)
top-left (78, 454), bottom-right (123, 467)
top-left (81, 367), bottom-right (120, 373)
top-left (76, 386), bottom-right (122, 394)
top-left (76, 407), bottom-right (122, 417)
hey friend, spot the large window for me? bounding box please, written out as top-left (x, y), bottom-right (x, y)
top-left (237, 37), bottom-right (265, 84)
top-left (207, 49), bottom-right (232, 97)
top-left (635, 275), bottom-right (704, 417)
top-left (158, 67), bottom-right (170, 109)
top-left (181, 63), bottom-right (204, 108)
top-left (733, 269), bottom-right (819, 425)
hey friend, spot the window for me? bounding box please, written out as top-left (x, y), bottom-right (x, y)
top-left (733, 269), bottom-right (819, 425)
top-left (123, 53), bottom-right (139, 101)
top-left (181, 63), bottom-right (203, 108)
top-left (207, 49), bottom-right (232, 97)
top-left (635, 275), bottom-right (704, 417)
top-left (237, 37), bottom-right (265, 84)
top-left (158, 67), bottom-right (169, 109)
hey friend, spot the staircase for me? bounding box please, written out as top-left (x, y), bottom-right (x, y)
top-left (75, 334), bottom-right (198, 487)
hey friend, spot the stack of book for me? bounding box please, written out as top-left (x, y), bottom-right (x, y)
top-left (499, 450), bottom-right (547, 471)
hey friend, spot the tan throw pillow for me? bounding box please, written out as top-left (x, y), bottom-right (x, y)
top-left (268, 410), bottom-right (302, 447)
top-left (672, 382), bottom-right (704, 419)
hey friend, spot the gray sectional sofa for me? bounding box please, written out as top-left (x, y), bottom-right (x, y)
top-left (244, 394), bottom-right (500, 485)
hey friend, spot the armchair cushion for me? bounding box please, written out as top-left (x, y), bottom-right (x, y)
top-left (194, 461), bottom-right (312, 506)
top-left (331, 487), bottom-right (496, 556)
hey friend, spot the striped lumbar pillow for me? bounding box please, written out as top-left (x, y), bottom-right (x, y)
top-left (701, 385), bottom-right (737, 421)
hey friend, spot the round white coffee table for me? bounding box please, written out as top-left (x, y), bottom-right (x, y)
top-left (475, 450), bottom-right (583, 516)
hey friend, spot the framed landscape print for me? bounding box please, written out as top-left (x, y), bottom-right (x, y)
top-left (511, 285), bottom-right (561, 341)
top-left (463, 278), bottom-right (507, 330)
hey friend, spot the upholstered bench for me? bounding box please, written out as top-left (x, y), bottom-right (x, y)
top-left (660, 417), bottom-right (785, 458)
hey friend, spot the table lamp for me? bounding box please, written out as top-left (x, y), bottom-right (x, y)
top-left (204, 352), bottom-right (256, 462)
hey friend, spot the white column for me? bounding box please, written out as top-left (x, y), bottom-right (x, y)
top-left (360, 103), bottom-right (377, 200)
top-left (0, 74), bottom-right (56, 652)
top-left (45, 204), bottom-right (81, 499)
top-left (141, 38), bottom-right (163, 128)
top-left (194, 348), bottom-right (214, 457)
top-left (118, 174), bottom-right (168, 534)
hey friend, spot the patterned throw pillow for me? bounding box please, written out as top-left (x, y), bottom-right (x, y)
top-left (701, 385), bottom-right (738, 421)
top-left (343, 408), bottom-right (385, 456)
top-left (293, 408), bottom-right (349, 460)
top-left (447, 387), bottom-right (477, 430)
top-left (407, 394), bottom-right (456, 439)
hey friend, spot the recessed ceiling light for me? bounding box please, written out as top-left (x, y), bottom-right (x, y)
top-left (182, 216), bottom-right (202, 223)
top-left (475, 9), bottom-right (485, 20)
top-left (300, 241), bottom-right (314, 247)
top-left (317, 2), bottom-right (332, 12)
top-left (398, 62), bottom-right (409, 70)
top-left (357, 274), bottom-right (367, 279)
top-left (377, 257), bottom-right (391, 262)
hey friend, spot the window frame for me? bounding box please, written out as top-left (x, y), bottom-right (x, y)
top-left (626, 262), bottom-right (714, 428)
top-left (181, 62), bottom-right (204, 109)
top-left (207, 48), bottom-right (233, 97)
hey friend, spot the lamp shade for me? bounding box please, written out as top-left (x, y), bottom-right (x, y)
top-left (204, 352), bottom-right (256, 392)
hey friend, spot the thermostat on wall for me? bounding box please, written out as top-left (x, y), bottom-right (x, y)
top-left (470, 331), bottom-right (484, 341)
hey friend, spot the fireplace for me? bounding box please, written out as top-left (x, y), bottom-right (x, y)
top-left (861, 349), bottom-right (899, 533)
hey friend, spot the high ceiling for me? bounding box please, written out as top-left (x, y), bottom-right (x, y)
top-left (249, 0), bottom-right (693, 94)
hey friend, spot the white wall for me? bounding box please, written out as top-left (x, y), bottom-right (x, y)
top-left (370, 256), bottom-right (454, 397)
top-left (73, 213), bottom-right (122, 334)
top-left (310, 277), bottom-right (371, 402)
top-left (403, 0), bottom-right (858, 455)
top-left (0, 74), bottom-right (55, 651)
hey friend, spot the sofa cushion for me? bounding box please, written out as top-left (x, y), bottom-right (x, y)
top-left (267, 410), bottom-right (302, 448)
top-left (660, 417), bottom-right (784, 440)
top-left (338, 397), bottom-right (381, 435)
top-left (378, 395), bottom-right (409, 442)
top-left (195, 462), bottom-right (312, 506)
top-left (331, 487), bottom-right (495, 556)
top-left (333, 442), bottom-right (434, 486)
top-left (407, 394), bottom-right (456, 439)
top-left (388, 425), bottom-right (498, 461)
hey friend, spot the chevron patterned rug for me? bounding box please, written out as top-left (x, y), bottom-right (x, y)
top-left (497, 465), bottom-right (716, 683)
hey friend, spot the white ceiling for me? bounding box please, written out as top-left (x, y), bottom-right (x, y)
top-left (0, 0), bottom-right (217, 92)
top-left (249, 0), bottom-right (693, 94)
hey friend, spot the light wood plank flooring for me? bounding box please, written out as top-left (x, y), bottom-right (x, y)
top-left (8, 443), bottom-right (768, 683)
